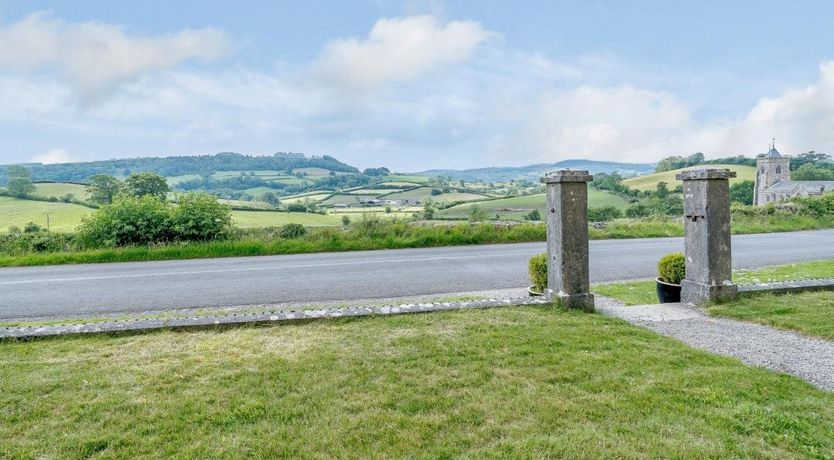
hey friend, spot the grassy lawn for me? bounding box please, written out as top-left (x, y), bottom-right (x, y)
top-left (594, 259), bottom-right (834, 306)
top-left (593, 259), bottom-right (834, 341)
top-left (709, 292), bottom-right (834, 340)
top-left (0, 196), bottom-right (93, 233)
top-left (3, 306), bottom-right (834, 458)
top-left (623, 164), bottom-right (756, 191)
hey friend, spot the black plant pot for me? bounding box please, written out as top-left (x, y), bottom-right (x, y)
top-left (656, 278), bottom-right (681, 303)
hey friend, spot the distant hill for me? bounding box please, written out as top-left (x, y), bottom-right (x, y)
top-left (417, 159), bottom-right (655, 182)
top-left (0, 152), bottom-right (359, 184)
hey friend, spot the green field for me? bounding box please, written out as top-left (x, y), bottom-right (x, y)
top-left (279, 192), bottom-right (332, 204)
top-left (0, 196), bottom-right (92, 232)
top-left (32, 182), bottom-right (90, 200)
top-left (232, 210), bottom-right (340, 227)
top-left (438, 189), bottom-right (631, 220)
top-left (165, 174), bottom-right (200, 185)
top-left (3, 307), bottom-right (834, 458)
top-left (379, 174), bottom-right (430, 184)
top-left (218, 199), bottom-right (273, 210)
top-left (623, 164), bottom-right (756, 191)
top-left (384, 187), bottom-right (489, 203)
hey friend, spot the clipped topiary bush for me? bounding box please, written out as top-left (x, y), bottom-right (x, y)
top-left (657, 252), bottom-right (685, 284)
top-left (528, 253), bottom-right (548, 293)
top-left (280, 223), bottom-right (307, 239)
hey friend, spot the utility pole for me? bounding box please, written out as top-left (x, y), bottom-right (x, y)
top-left (45, 213), bottom-right (52, 232)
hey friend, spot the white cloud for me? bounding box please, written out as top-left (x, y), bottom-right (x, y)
top-left (0, 12), bottom-right (232, 103)
top-left (315, 15), bottom-right (493, 88)
top-left (30, 148), bottom-right (74, 164)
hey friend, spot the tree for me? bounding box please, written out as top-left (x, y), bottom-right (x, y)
top-left (362, 167), bottom-right (390, 176)
top-left (525, 209), bottom-right (541, 221)
top-left (792, 163), bottom-right (834, 181)
top-left (729, 180), bottom-right (754, 205)
top-left (6, 165), bottom-right (35, 198)
top-left (468, 205), bottom-right (489, 222)
top-left (124, 172), bottom-right (169, 199)
top-left (341, 215), bottom-right (351, 226)
top-left (655, 181), bottom-right (670, 198)
top-left (86, 174), bottom-right (122, 204)
top-left (171, 193), bottom-right (233, 241)
top-left (262, 192), bottom-right (280, 208)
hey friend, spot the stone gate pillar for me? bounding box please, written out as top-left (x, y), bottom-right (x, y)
top-left (676, 169), bottom-right (738, 305)
top-left (542, 170), bottom-right (595, 312)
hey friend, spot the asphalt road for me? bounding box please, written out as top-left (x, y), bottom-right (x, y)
top-left (2, 229), bottom-right (834, 319)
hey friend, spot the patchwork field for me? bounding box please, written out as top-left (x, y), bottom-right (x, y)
top-left (438, 189), bottom-right (631, 220)
top-left (623, 164), bottom-right (756, 191)
top-left (2, 307), bottom-right (833, 458)
top-left (0, 196), bottom-right (92, 232)
top-left (231, 210), bottom-right (340, 227)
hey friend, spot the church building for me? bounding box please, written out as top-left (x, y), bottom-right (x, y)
top-left (753, 142), bottom-right (834, 205)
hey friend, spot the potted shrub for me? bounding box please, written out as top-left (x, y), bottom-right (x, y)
top-left (656, 252), bottom-right (685, 303)
top-left (528, 253), bottom-right (547, 296)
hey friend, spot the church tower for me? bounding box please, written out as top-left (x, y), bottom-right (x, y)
top-left (753, 140), bottom-right (791, 205)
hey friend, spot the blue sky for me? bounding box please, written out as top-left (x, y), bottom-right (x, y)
top-left (1, 1), bottom-right (834, 170)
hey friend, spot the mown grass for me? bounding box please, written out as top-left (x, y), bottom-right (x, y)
top-left (438, 189), bottom-right (632, 220)
top-left (594, 259), bottom-right (834, 306)
top-left (709, 292), bottom-right (834, 340)
top-left (2, 306), bottom-right (834, 458)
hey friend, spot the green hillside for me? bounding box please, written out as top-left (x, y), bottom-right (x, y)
top-left (0, 196), bottom-right (93, 232)
top-left (33, 182), bottom-right (90, 200)
top-left (437, 189), bottom-right (631, 220)
top-left (623, 164), bottom-right (756, 191)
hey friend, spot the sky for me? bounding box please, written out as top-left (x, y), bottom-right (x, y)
top-left (2, 1), bottom-right (834, 171)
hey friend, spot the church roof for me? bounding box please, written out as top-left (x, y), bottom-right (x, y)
top-left (764, 146), bottom-right (783, 158)
top-left (765, 180), bottom-right (834, 193)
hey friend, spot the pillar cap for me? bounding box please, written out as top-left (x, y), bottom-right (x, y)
top-left (676, 168), bottom-right (737, 181)
top-left (541, 169), bottom-right (593, 184)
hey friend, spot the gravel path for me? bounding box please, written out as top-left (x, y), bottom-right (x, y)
top-left (596, 297), bottom-right (834, 391)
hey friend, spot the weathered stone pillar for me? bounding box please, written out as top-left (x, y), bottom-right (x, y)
top-left (676, 169), bottom-right (738, 305)
top-left (541, 170), bottom-right (595, 312)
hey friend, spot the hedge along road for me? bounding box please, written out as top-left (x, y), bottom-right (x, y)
top-left (2, 229), bottom-right (834, 320)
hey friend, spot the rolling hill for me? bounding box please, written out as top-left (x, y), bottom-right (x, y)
top-left (623, 164), bottom-right (756, 191)
top-left (419, 159), bottom-right (655, 182)
top-left (437, 189), bottom-right (631, 220)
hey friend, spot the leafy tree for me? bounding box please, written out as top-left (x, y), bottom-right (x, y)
top-left (468, 205), bottom-right (489, 222)
top-left (422, 200), bottom-right (435, 220)
top-left (171, 193), bottom-right (233, 241)
top-left (6, 166), bottom-right (35, 198)
top-left (790, 151), bottom-right (832, 170)
top-left (362, 167), bottom-right (390, 176)
top-left (525, 209), bottom-right (541, 221)
top-left (86, 174), bottom-right (122, 204)
top-left (24, 221), bottom-right (44, 233)
top-left (430, 188), bottom-right (443, 196)
top-left (729, 180), bottom-right (755, 205)
top-left (287, 203), bottom-right (307, 213)
top-left (124, 172), bottom-right (169, 199)
top-left (792, 163), bottom-right (834, 181)
top-left (341, 215), bottom-right (351, 226)
top-left (655, 181), bottom-right (670, 198)
top-left (262, 192), bottom-right (280, 208)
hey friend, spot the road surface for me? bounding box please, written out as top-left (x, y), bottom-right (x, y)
top-left (2, 230), bottom-right (834, 319)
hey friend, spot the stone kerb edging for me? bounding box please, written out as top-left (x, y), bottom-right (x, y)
top-left (0, 296), bottom-right (552, 340)
top-left (738, 278), bottom-right (834, 296)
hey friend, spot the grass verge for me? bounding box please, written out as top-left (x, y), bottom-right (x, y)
top-left (2, 306), bottom-right (834, 458)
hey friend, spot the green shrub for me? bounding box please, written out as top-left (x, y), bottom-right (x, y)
top-left (529, 253), bottom-right (548, 293)
top-left (172, 193), bottom-right (233, 241)
top-left (78, 195), bottom-right (172, 247)
top-left (588, 206), bottom-right (623, 222)
top-left (24, 222), bottom-right (44, 233)
top-left (657, 252), bottom-right (685, 284)
top-left (280, 223), bottom-right (307, 239)
top-left (341, 215), bottom-right (351, 226)
top-left (525, 209), bottom-right (541, 221)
